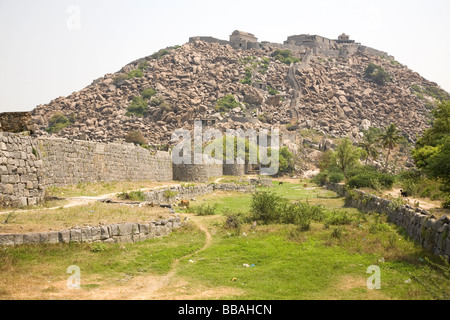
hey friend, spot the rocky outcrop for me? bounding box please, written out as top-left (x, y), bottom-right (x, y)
top-left (30, 40), bottom-right (448, 145)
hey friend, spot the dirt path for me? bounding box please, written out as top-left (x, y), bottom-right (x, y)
top-left (383, 188), bottom-right (442, 211)
top-left (0, 183), bottom-right (182, 216)
top-left (38, 215), bottom-right (239, 300)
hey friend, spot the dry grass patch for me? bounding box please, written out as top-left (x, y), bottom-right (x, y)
top-left (0, 202), bottom-right (171, 234)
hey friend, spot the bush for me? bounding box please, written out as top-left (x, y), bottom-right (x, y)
top-left (324, 210), bottom-right (354, 227)
top-left (91, 243), bottom-right (107, 253)
top-left (127, 69), bottom-right (144, 79)
top-left (191, 203), bottom-right (218, 216)
top-left (312, 172), bottom-right (329, 186)
top-left (272, 49), bottom-right (300, 65)
top-left (215, 94), bottom-right (241, 112)
top-left (46, 112), bottom-right (76, 134)
top-left (126, 96), bottom-right (148, 117)
top-left (347, 171), bottom-right (395, 190)
top-left (117, 190), bottom-right (146, 201)
top-left (328, 172), bottom-right (345, 184)
top-left (125, 130), bottom-right (147, 146)
top-left (164, 190), bottom-right (178, 199)
top-left (250, 191), bottom-right (285, 224)
top-left (365, 63), bottom-right (390, 85)
top-left (141, 88), bottom-right (157, 100)
top-left (113, 74), bottom-right (128, 86)
top-left (268, 86), bottom-right (279, 96)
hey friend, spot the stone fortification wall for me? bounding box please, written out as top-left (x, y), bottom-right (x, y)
top-left (327, 183), bottom-right (450, 259)
top-left (39, 138), bottom-right (173, 187)
top-left (173, 162), bottom-right (223, 183)
top-left (223, 163), bottom-right (246, 176)
top-left (0, 133), bottom-right (173, 207)
top-left (0, 132), bottom-right (45, 207)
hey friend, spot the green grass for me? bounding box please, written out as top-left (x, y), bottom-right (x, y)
top-left (1, 180), bottom-right (448, 300)
top-left (176, 218), bottom-right (449, 300)
top-left (0, 225), bottom-right (205, 298)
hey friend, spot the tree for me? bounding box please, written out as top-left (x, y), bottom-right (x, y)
top-left (358, 127), bottom-right (380, 165)
top-left (335, 138), bottom-right (362, 178)
top-left (378, 124), bottom-right (402, 172)
top-left (412, 101), bottom-right (450, 191)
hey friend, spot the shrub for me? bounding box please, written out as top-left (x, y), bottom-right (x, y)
top-left (192, 203), bottom-right (218, 216)
top-left (267, 86), bottom-right (279, 96)
top-left (113, 74), bottom-right (128, 86)
top-left (117, 190), bottom-right (146, 202)
top-left (347, 171), bottom-right (395, 190)
top-left (240, 67), bottom-right (253, 85)
top-left (127, 69), bottom-right (144, 79)
top-left (91, 243), bottom-right (107, 253)
top-left (365, 63), bottom-right (390, 85)
top-left (46, 112), bottom-right (76, 134)
top-left (126, 96), bottom-right (148, 117)
top-left (141, 88), bottom-right (157, 100)
top-left (312, 171), bottom-right (329, 186)
top-left (250, 191), bottom-right (285, 224)
top-left (272, 49), bottom-right (300, 65)
top-left (138, 61), bottom-right (149, 71)
top-left (125, 130), bottom-right (147, 146)
top-left (328, 172), bottom-right (345, 184)
top-left (164, 190), bottom-right (178, 199)
top-left (215, 94), bottom-right (240, 112)
top-left (324, 210), bottom-right (354, 227)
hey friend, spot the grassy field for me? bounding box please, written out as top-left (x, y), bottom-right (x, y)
top-left (0, 180), bottom-right (448, 300)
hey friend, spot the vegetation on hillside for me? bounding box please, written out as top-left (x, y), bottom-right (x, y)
top-left (365, 63), bottom-right (391, 85)
top-left (271, 49), bottom-right (300, 65)
top-left (46, 112), bottom-right (76, 134)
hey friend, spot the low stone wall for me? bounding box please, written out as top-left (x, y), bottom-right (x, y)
top-left (0, 216), bottom-right (181, 246)
top-left (0, 132), bottom-right (45, 207)
top-left (327, 183), bottom-right (450, 259)
top-left (144, 183), bottom-right (256, 204)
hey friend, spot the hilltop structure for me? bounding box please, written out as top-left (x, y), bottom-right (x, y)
top-left (190, 30), bottom-right (392, 59)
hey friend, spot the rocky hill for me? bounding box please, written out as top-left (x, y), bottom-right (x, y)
top-left (30, 38), bottom-right (449, 146)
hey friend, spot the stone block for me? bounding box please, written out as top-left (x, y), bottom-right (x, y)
top-left (81, 227), bottom-right (92, 243)
top-left (70, 229), bottom-right (82, 243)
top-left (0, 234), bottom-right (15, 246)
top-left (100, 226), bottom-right (110, 240)
top-left (139, 223), bottom-right (150, 235)
top-left (48, 231), bottom-right (59, 244)
top-left (91, 226), bottom-right (101, 241)
top-left (14, 234), bottom-right (24, 245)
top-left (39, 232), bottom-right (49, 244)
top-left (23, 233), bottom-right (40, 244)
top-left (59, 230), bottom-right (71, 243)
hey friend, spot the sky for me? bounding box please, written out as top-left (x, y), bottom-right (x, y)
top-left (0, 0), bottom-right (449, 112)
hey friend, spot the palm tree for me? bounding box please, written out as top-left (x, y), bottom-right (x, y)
top-left (358, 128), bottom-right (380, 165)
top-left (378, 124), bottom-right (403, 172)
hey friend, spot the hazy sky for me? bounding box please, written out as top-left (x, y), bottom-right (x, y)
top-left (1, 0), bottom-right (449, 112)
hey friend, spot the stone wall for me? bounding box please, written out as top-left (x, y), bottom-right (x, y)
top-left (0, 216), bottom-right (181, 246)
top-left (223, 163), bottom-right (246, 176)
top-left (144, 183), bottom-right (256, 205)
top-left (327, 183), bottom-right (450, 259)
top-left (39, 138), bottom-right (173, 187)
top-left (173, 163), bottom-right (223, 182)
top-left (0, 132), bottom-right (45, 207)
